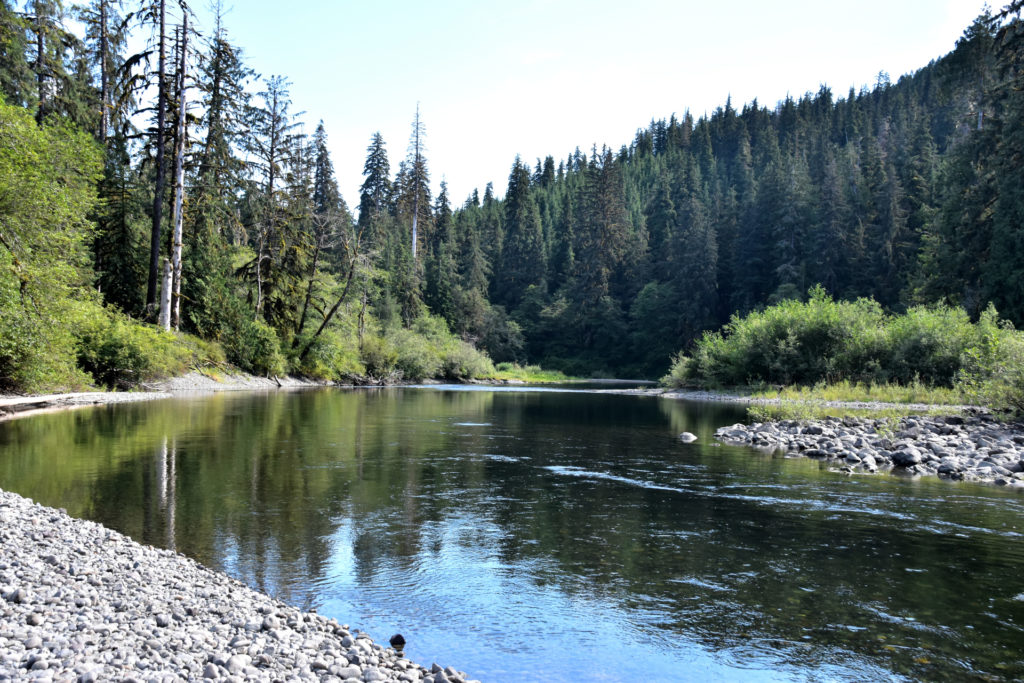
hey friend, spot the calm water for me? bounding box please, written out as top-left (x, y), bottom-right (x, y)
top-left (1, 386), bottom-right (1023, 681)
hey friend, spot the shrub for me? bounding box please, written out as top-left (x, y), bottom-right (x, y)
top-left (220, 317), bottom-right (285, 377)
top-left (294, 330), bottom-right (364, 381)
top-left (388, 327), bottom-right (442, 381)
top-left (957, 310), bottom-right (1024, 417)
top-left (883, 305), bottom-right (982, 386)
top-left (74, 302), bottom-right (226, 390)
top-left (360, 334), bottom-right (400, 380)
top-left (441, 341), bottom-right (495, 380)
top-left (665, 287), bottom-right (1014, 392)
top-left (0, 267), bottom-right (90, 392)
top-left (661, 353), bottom-right (690, 387)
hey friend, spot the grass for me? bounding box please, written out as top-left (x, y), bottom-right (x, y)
top-left (486, 362), bottom-right (573, 383)
top-left (749, 379), bottom-right (967, 406)
top-left (746, 401), bottom-right (964, 423)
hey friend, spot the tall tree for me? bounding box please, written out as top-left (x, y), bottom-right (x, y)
top-left (243, 74), bottom-right (301, 321)
top-left (496, 157), bottom-right (545, 309)
top-left (143, 0), bottom-right (168, 314)
top-left (357, 131), bottom-right (391, 247)
top-left (406, 103), bottom-right (428, 260)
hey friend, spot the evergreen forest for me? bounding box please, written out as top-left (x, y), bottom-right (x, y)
top-left (0, 0), bottom-right (1022, 392)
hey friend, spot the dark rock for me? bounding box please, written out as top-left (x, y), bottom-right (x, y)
top-left (892, 450), bottom-right (923, 467)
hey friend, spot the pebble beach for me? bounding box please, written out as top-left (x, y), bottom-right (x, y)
top-left (0, 488), bottom-right (478, 683)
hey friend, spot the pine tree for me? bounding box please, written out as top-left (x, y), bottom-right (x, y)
top-left (496, 157), bottom-right (545, 309)
top-left (0, 1), bottom-right (34, 107)
top-left (242, 74), bottom-right (303, 323)
top-left (424, 180), bottom-right (456, 323)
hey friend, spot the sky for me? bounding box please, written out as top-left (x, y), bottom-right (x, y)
top-left (186, 0), bottom-right (989, 206)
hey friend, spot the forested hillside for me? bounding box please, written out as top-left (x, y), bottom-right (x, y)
top-left (438, 6), bottom-right (1024, 377)
top-left (0, 1), bottom-right (1021, 391)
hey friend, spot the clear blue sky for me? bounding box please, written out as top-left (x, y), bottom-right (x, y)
top-left (189, 0), bottom-right (988, 206)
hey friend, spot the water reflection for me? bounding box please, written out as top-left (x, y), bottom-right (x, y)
top-left (0, 387), bottom-right (1023, 681)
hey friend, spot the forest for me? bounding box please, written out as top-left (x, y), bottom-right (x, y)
top-left (0, 0), bottom-right (1022, 392)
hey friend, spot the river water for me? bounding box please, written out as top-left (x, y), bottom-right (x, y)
top-left (1, 386), bottom-right (1022, 681)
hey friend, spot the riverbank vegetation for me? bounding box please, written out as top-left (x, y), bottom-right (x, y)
top-left (663, 289), bottom-right (1024, 417)
top-left (0, 2), bottom-right (1022, 393)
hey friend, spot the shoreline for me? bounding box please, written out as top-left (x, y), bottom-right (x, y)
top-left (0, 372), bottom-right (341, 423)
top-left (595, 385), bottom-right (975, 412)
top-left (0, 486), bottom-right (478, 682)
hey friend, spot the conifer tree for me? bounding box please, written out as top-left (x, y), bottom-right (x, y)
top-left (496, 157), bottom-right (545, 309)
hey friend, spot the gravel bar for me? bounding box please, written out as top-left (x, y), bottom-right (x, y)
top-left (0, 488), bottom-right (479, 683)
top-left (715, 413), bottom-right (1024, 487)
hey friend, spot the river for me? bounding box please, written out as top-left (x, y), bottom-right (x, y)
top-left (1, 385), bottom-right (1022, 681)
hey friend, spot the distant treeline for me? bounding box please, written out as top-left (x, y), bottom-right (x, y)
top-left (451, 5), bottom-right (1024, 377)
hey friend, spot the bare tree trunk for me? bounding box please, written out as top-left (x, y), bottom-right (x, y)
top-left (411, 102), bottom-right (421, 259)
top-left (99, 0), bottom-right (108, 142)
top-left (296, 240), bottom-right (322, 339)
top-left (34, 2), bottom-right (44, 125)
top-left (254, 233), bottom-right (264, 321)
top-left (146, 0), bottom-right (167, 315)
top-left (411, 200), bottom-right (418, 259)
top-left (159, 258), bottom-right (172, 330)
top-left (357, 287), bottom-right (367, 344)
top-left (170, 16), bottom-right (188, 331)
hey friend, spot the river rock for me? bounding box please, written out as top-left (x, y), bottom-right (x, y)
top-left (714, 413), bottom-right (1024, 487)
top-left (678, 432), bottom-right (698, 443)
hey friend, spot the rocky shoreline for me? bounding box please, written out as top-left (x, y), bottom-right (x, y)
top-left (0, 487), bottom-right (478, 682)
top-left (714, 413), bottom-right (1024, 487)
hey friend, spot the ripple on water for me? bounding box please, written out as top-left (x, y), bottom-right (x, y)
top-left (542, 465), bottom-right (687, 493)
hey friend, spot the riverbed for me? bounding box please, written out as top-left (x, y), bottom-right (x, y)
top-left (1, 386), bottom-right (1023, 681)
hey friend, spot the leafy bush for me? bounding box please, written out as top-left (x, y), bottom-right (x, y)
top-left (220, 317), bottom-right (286, 377)
top-left (441, 341), bottom-right (495, 380)
top-left (359, 334), bottom-right (400, 380)
top-left (74, 302), bottom-right (225, 390)
top-left (294, 330), bottom-right (364, 381)
top-left (0, 258), bottom-right (90, 392)
top-left (677, 287), bottom-right (887, 387)
top-left (883, 305), bottom-right (997, 386)
top-left (666, 287), bottom-right (1013, 392)
top-left (957, 310), bottom-right (1024, 417)
top-left (0, 98), bottom-right (101, 393)
top-left (387, 327), bottom-right (442, 381)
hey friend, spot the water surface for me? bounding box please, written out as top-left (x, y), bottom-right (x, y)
top-left (1, 386), bottom-right (1022, 681)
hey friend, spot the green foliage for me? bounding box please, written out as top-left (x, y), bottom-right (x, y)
top-left (74, 302), bottom-right (224, 390)
top-left (0, 252), bottom-right (91, 392)
top-left (440, 341), bottom-right (495, 380)
top-left (293, 329), bottom-right (364, 381)
top-left (957, 311), bottom-right (1024, 417)
top-left (357, 313), bottom-right (495, 383)
top-left (0, 97), bottom-right (101, 392)
top-left (746, 402), bottom-right (961, 423)
top-left (5, 7), bottom-right (1021, 389)
top-left (359, 334), bottom-right (400, 380)
top-left (667, 287), bottom-right (1011, 391)
top-left (752, 379), bottom-right (965, 406)
top-left (221, 317), bottom-right (286, 377)
top-left (490, 363), bottom-right (571, 383)
top-left (387, 327), bottom-right (442, 381)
